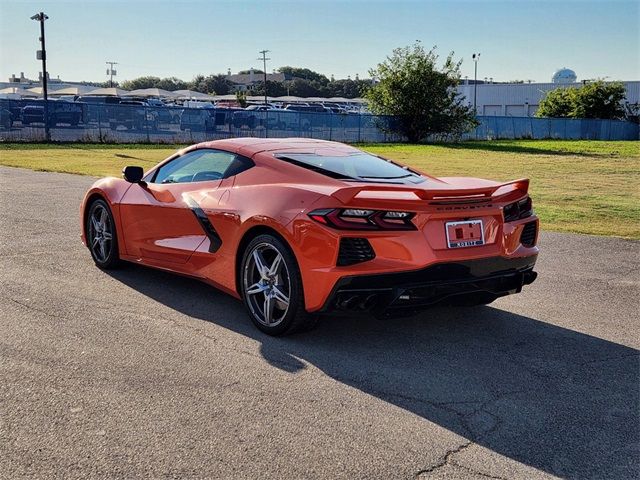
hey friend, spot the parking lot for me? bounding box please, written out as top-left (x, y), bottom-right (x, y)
top-left (1, 166), bottom-right (638, 479)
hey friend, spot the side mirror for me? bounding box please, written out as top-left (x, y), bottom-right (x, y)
top-left (122, 165), bottom-right (144, 183)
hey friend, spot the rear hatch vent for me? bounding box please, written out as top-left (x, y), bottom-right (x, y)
top-left (337, 238), bottom-right (375, 266)
top-left (520, 221), bottom-right (538, 247)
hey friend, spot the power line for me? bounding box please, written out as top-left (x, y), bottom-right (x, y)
top-left (105, 61), bottom-right (118, 87)
top-left (257, 50), bottom-right (270, 105)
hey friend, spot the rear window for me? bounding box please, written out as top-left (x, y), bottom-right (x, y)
top-left (275, 152), bottom-right (424, 184)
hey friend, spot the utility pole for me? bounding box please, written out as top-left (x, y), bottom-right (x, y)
top-left (258, 50), bottom-right (270, 105)
top-left (472, 53), bottom-right (480, 115)
top-left (106, 61), bottom-right (118, 87)
top-left (31, 12), bottom-right (49, 141)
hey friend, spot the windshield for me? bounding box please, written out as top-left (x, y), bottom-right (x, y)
top-left (275, 152), bottom-right (424, 184)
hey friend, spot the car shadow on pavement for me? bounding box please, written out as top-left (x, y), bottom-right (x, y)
top-left (108, 265), bottom-right (639, 479)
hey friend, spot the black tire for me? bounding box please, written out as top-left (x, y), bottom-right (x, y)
top-left (85, 199), bottom-right (121, 269)
top-left (240, 234), bottom-right (316, 335)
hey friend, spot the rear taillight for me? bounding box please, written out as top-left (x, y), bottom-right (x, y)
top-left (503, 196), bottom-right (533, 222)
top-left (308, 208), bottom-right (416, 231)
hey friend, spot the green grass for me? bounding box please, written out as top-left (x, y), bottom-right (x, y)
top-left (1, 140), bottom-right (638, 239)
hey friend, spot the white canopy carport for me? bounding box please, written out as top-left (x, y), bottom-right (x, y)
top-left (211, 94), bottom-right (238, 101)
top-left (122, 88), bottom-right (177, 99)
top-left (172, 90), bottom-right (214, 100)
top-left (84, 87), bottom-right (129, 97)
top-left (25, 87), bottom-right (49, 96)
top-left (0, 86), bottom-right (29, 95)
top-left (272, 96), bottom-right (304, 102)
top-left (48, 86), bottom-right (95, 96)
top-left (246, 96), bottom-right (277, 102)
top-left (326, 97), bottom-right (351, 103)
top-left (0, 86), bottom-right (39, 98)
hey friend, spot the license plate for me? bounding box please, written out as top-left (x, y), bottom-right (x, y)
top-left (445, 220), bottom-right (485, 248)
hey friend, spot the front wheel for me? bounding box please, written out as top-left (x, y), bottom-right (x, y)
top-left (240, 234), bottom-right (316, 335)
top-left (86, 199), bottom-right (121, 269)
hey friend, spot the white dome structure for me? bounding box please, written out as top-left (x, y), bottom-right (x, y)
top-left (552, 68), bottom-right (577, 84)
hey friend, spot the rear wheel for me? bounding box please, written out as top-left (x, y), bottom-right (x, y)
top-left (86, 199), bottom-right (121, 269)
top-left (240, 234), bottom-right (316, 335)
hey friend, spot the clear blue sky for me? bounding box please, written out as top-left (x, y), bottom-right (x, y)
top-left (1, 0), bottom-right (638, 84)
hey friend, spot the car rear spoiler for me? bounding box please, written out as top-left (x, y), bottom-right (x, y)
top-left (331, 178), bottom-right (530, 205)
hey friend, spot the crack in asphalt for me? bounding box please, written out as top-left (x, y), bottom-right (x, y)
top-left (414, 441), bottom-right (472, 477)
top-left (451, 461), bottom-right (511, 480)
top-left (415, 440), bottom-right (512, 479)
top-left (6, 297), bottom-right (67, 320)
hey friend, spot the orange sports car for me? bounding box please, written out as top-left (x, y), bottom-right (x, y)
top-left (81, 138), bottom-right (539, 335)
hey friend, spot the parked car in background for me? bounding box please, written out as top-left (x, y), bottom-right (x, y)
top-left (0, 107), bottom-right (13, 129)
top-left (182, 100), bottom-right (215, 109)
top-left (21, 100), bottom-right (85, 127)
top-left (180, 108), bottom-right (216, 131)
top-left (1, 99), bottom-right (23, 122)
top-left (76, 95), bottom-right (122, 123)
top-left (233, 105), bottom-right (306, 130)
top-left (107, 100), bottom-right (158, 131)
top-left (145, 98), bottom-right (165, 108)
top-left (76, 95), bottom-right (122, 105)
top-left (284, 104), bottom-right (331, 113)
top-left (233, 105), bottom-right (275, 129)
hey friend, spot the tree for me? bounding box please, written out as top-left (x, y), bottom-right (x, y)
top-left (278, 66), bottom-right (329, 85)
top-left (536, 80), bottom-right (626, 119)
top-left (121, 76), bottom-right (162, 90)
top-left (236, 91), bottom-right (248, 108)
top-left (121, 76), bottom-right (188, 91)
top-left (77, 80), bottom-right (118, 88)
top-left (251, 80), bottom-right (288, 97)
top-left (327, 79), bottom-right (371, 98)
top-left (366, 43), bottom-right (477, 142)
top-left (535, 87), bottom-right (575, 118)
top-left (156, 77), bottom-right (189, 91)
top-left (288, 78), bottom-right (326, 97)
top-left (190, 74), bottom-right (234, 95)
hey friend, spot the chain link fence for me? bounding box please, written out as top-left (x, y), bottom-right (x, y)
top-left (0, 99), bottom-right (637, 143)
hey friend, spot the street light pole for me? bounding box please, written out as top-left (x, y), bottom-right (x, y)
top-left (31, 12), bottom-right (50, 141)
top-left (472, 53), bottom-right (480, 115)
top-left (258, 50), bottom-right (270, 105)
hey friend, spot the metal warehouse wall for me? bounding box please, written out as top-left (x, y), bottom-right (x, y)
top-left (457, 81), bottom-right (640, 117)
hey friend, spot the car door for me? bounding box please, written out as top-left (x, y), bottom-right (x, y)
top-left (119, 149), bottom-right (240, 264)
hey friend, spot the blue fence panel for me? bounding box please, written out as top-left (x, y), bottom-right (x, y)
top-left (0, 99), bottom-right (638, 143)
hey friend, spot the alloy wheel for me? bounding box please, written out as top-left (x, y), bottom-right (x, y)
top-left (88, 204), bottom-right (113, 263)
top-left (243, 242), bottom-right (291, 327)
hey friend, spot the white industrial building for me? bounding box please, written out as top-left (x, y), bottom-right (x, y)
top-left (457, 69), bottom-right (640, 117)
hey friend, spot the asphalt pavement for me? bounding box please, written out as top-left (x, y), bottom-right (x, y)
top-left (1, 166), bottom-right (638, 479)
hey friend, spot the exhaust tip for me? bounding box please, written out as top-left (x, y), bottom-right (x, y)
top-left (523, 271), bottom-right (538, 285)
top-left (339, 294), bottom-right (362, 310)
top-left (361, 294), bottom-right (378, 310)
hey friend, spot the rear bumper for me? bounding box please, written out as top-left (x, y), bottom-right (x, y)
top-left (319, 255), bottom-right (538, 314)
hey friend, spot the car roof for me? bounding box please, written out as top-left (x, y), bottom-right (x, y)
top-left (187, 138), bottom-right (360, 157)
